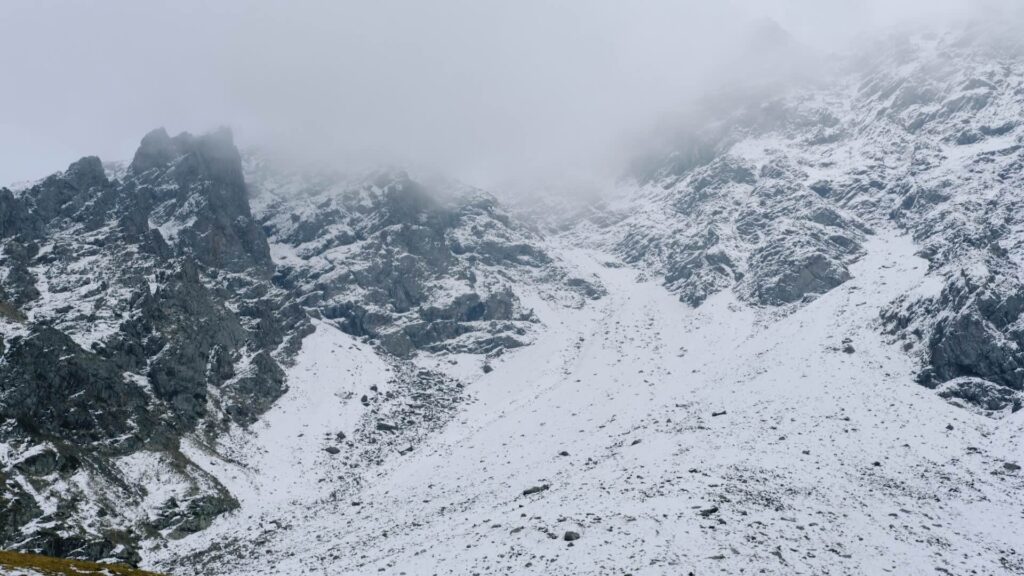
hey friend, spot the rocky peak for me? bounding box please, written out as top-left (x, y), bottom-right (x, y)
top-left (129, 127), bottom-right (177, 174)
top-left (0, 127), bottom-right (313, 561)
top-left (248, 159), bottom-right (598, 357)
top-left (579, 26), bottom-right (1024, 414)
top-left (63, 156), bottom-right (108, 192)
top-left (0, 187), bottom-right (41, 241)
top-left (131, 127), bottom-right (242, 180)
top-left (128, 127), bottom-right (271, 273)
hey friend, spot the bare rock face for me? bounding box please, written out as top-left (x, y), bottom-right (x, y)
top-left (570, 27), bottom-right (1024, 414)
top-left (935, 377), bottom-right (1022, 414)
top-left (0, 127), bottom-right (601, 563)
top-left (4, 23), bottom-right (1024, 573)
top-left (247, 163), bottom-right (600, 357)
top-left (864, 31), bottom-right (1024, 405)
top-left (0, 128), bottom-right (305, 562)
top-left (129, 127), bottom-right (272, 273)
top-left (613, 142), bottom-right (867, 308)
top-left (1, 325), bottom-right (157, 445)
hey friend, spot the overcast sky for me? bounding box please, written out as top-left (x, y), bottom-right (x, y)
top-left (0, 0), bottom-right (1008, 187)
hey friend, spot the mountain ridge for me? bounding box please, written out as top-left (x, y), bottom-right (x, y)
top-left (2, 23), bottom-right (1024, 576)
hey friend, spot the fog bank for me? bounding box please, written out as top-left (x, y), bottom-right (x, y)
top-left (1, 0), bottom-right (1018, 187)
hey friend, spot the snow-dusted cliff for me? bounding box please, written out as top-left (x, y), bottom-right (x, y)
top-left (2, 22), bottom-right (1024, 576)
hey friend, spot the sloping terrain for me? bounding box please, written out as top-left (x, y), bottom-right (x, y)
top-left (3, 20), bottom-right (1024, 576)
top-left (140, 25), bottom-right (1024, 575)
top-left (577, 26), bottom-right (1024, 413)
top-left (0, 551), bottom-right (163, 576)
top-left (0, 129), bottom-right (303, 564)
top-left (148, 231), bottom-right (1024, 576)
top-left (245, 159), bottom-right (601, 357)
top-left (0, 132), bottom-right (594, 566)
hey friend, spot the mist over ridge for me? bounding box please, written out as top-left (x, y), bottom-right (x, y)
top-left (3, 0), bottom-right (1022, 192)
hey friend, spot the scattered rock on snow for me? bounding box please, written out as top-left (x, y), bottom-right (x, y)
top-left (699, 506), bottom-right (719, 517)
top-left (522, 485), bottom-right (550, 496)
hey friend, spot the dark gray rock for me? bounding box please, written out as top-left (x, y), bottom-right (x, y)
top-left (13, 448), bottom-right (59, 476)
top-left (744, 239), bottom-right (855, 306)
top-left (0, 240), bottom-right (40, 306)
top-left (250, 165), bottom-right (593, 357)
top-left (0, 128), bottom-right (311, 561)
top-left (615, 153), bottom-right (865, 308)
top-left (0, 188), bottom-right (43, 240)
top-left (159, 492), bottom-right (239, 539)
top-left (63, 156), bottom-right (108, 192)
top-left (131, 128), bottom-right (271, 273)
top-left (0, 326), bottom-right (158, 447)
top-left (935, 378), bottom-right (1022, 413)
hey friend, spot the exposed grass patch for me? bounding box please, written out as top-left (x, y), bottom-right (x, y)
top-left (0, 551), bottom-right (165, 576)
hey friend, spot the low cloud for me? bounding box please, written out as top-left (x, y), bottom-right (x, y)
top-left (1, 0), bottom-right (1018, 187)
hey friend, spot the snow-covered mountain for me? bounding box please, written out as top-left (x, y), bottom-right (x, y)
top-left (2, 22), bottom-right (1024, 576)
top-left (589, 25), bottom-right (1024, 417)
top-left (244, 159), bottom-right (601, 357)
top-left (0, 129), bottom-right (597, 565)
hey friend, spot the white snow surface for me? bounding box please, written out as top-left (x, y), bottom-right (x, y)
top-left (176, 321), bottom-right (391, 515)
top-left (146, 231), bottom-right (1024, 575)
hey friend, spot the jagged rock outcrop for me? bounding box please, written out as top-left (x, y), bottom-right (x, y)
top-left (0, 127), bottom-right (602, 564)
top-left (129, 128), bottom-right (272, 272)
top-left (569, 26), bottom-right (1024, 413)
top-left (247, 162), bottom-right (601, 357)
top-left (3, 20), bottom-right (1022, 573)
top-left (0, 128), bottom-right (306, 562)
top-left (611, 152), bottom-right (867, 307)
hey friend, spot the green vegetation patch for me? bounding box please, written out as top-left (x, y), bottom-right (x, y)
top-left (0, 551), bottom-right (165, 576)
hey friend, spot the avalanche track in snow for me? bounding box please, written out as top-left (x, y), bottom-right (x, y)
top-left (149, 230), bottom-right (1024, 576)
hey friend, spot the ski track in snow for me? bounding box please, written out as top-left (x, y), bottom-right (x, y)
top-left (150, 230), bottom-right (1024, 576)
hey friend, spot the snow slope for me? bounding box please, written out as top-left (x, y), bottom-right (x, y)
top-left (148, 230), bottom-right (1024, 575)
top-left (142, 321), bottom-right (390, 558)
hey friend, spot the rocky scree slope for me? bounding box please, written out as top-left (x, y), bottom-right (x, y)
top-left (569, 26), bottom-right (1024, 416)
top-left (0, 129), bottom-right (593, 565)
